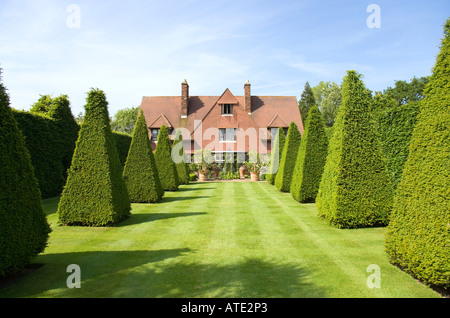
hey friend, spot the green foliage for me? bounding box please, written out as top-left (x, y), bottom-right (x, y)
top-left (57, 88), bottom-right (131, 226)
top-left (154, 125), bottom-right (179, 191)
top-left (298, 81), bottom-right (316, 125)
top-left (112, 131), bottom-right (132, 168)
top-left (383, 76), bottom-right (430, 106)
top-left (0, 76), bottom-right (51, 276)
top-left (172, 130), bottom-right (189, 185)
top-left (13, 95), bottom-right (79, 198)
top-left (275, 122), bottom-right (302, 192)
top-left (122, 110), bottom-right (163, 203)
top-left (110, 106), bottom-right (139, 134)
top-left (377, 102), bottom-right (420, 189)
top-left (385, 19), bottom-right (450, 289)
top-left (290, 106), bottom-right (328, 203)
top-left (266, 127), bottom-right (285, 185)
top-left (316, 70), bottom-right (393, 229)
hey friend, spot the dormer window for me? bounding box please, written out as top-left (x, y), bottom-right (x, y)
top-left (221, 104), bottom-right (233, 116)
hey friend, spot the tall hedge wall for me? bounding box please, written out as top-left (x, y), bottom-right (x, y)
top-left (12, 103), bottom-right (131, 199)
top-left (316, 70), bottom-right (393, 229)
top-left (385, 19), bottom-right (450, 289)
top-left (0, 75), bottom-right (51, 276)
top-left (290, 106), bottom-right (328, 203)
top-left (57, 88), bottom-right (130, 226)
top-left (275, 122), bottom-right (302, 192)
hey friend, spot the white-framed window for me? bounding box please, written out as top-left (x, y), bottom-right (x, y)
top-left (214, 152), bottom-right (225, 163)
top-left (221, 104), bottom-right (233, 115)
top-left (151, 128), bottom-right (159, 141)
top-left (219, 128), bottom-right (236, 142)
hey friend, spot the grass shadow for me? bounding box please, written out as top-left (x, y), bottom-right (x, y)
top-left (0, 250), bottom-right (326, 298)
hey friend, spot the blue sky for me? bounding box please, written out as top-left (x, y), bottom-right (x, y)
top-left (0, 0), bottom-right (448, 117)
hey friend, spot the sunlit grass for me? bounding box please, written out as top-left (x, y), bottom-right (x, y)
top-left (0, 181), bottom-right (441, 298)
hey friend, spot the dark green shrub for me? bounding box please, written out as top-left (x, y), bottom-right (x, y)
top-left (113, 131), bottom-right (132, 168)
top-left (316, 70), bottom-right (393, 229)
top-left (266, 127), bottom-right (285, 185)
top-left (290, 106), bottom-right (328, 203)
top-left (57, 88), bottom-right (131, 226)
top-left (0, 75), bottom-right (51, 276)
top-left (275, 122), bottom-right (302, 192)
top-left (154, 125), bottom-right (179, 191)
top-left (377, 102), bottom-right (420, 189)
top-left (385, 19), bottom-right (450, 289)
top-left (172, 129), bottom-right (189, 185)
top-left (122, 110), bottom-right (164, 203)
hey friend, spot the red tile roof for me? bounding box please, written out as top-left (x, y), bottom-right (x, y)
top-left (140, 84), bottom-right (303, 153)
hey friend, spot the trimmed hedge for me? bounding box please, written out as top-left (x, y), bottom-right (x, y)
top-left (377, 102), bottom-right (420, 189)
top-left (173, 129), bottom-right (189, 185)
top-left (266, 127), bottom-right (285, 185)
top-left (0, 75), bottom-right (51, 276)
top-left (385, 19), bottom-right (450, 289)
top-left (57, 88), bottom-right (131, 226)
top-left (316, 70), bottom-right (393, 229)
top-left (154, 125), bottom-right (179, 191)
top-left (12, 95), bottom-right (80, 198)
top-left (275, 122), bottom-right (302, 192)
top-left (113, 131), bottom-right (132, 168)
top-left (123, 110), bottom-right (163, 203)
top-left (290, 106), bottom-right (328, 203)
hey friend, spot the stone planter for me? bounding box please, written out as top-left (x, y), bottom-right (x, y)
top-left (198, 170), bottom-right (209, 182)
top-left (250, 172), bottom-right (259, 181)
top-left (239, 165), bottom-right (247, 179)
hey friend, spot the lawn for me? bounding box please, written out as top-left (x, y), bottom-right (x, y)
top-left (0, 181), bottom-right (441, 298)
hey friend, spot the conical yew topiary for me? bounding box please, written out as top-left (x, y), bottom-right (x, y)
top-left (290, 106), bottom-right (328, 203)
top-left (172, 129), bottom-right (189, 185)
top-left (122, 110), bottom-right (164, 203)
top-left (385, 19), bottom-right (450, 289)
top-left (274, 122), bottom-right (302, 192)
top-left (154, 125), bottom-right (179, 191)
top-left (316, 70), bottom-right (393, 229)
top-left (0, 72), bottom-right (51, 276)
top-left (57, 88), bottom-right (131, 226)
top-left (266, 127), bottom-right (285, 185)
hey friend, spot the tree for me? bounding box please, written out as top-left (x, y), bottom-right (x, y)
top-left (290, 106), bottom-right (328, 203)
top-left (384, 76), bottom-right (430, 106)
top-left (316, 70), bottom-right (393, 229)
top-left (320, 82), bottom-right (341, 127)
top-left (385, 19), bottom-right (450, 289)
top-left (154, 125), bottom-right (179, 191)
top-left (111, 106), bottom-right (139, 134)
top-left (298, 82), bottom-right (316, 125)
top-left (265, 127), bottom-right (286, 185)
top-left (0, 72), bottom-right (51, 276)
top-left (122, 110), bottom-right (164, 203)
top-left (57, 88), bottom-right (131, 226)
top-left (172, 129), bottom-right (190, 185)
top-left (275, 122), bottom-right (302, 192)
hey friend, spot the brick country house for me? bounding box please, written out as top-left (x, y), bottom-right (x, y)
top-left (139, 80), bottom-right (303, 163)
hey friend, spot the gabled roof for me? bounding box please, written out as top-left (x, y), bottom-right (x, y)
top-left (148, 114), bottom-right (173, 128)
top-left (267, 113), bottom-right (289, 128)
top-left (216, 88), bottom-right (238, 104)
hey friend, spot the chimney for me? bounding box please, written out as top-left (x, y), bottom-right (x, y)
top-left (244, 80), bottom-right (251, 113)
top-left (181, 79), bottom-right (189, 118)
